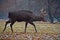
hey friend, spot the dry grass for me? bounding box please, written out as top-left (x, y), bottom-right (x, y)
top-left (0, 21), bottom-right (60, 40)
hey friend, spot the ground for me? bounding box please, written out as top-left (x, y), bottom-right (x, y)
top-left (0, 21), bottom-right (60, 40)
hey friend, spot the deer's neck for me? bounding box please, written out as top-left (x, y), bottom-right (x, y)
top-left (33, 15), bottom-right (42, 21)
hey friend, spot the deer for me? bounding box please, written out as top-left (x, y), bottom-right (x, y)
top-left (3, 9), bottom-right (47, 33)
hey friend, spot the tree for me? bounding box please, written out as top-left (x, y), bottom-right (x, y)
top-left (51, 0), bottom-right (60, 22)
top-left (47, 0), bottom-right (53, 23)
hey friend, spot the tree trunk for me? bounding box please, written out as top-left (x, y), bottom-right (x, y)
top-left (48, 0), bottom-right (53, 23)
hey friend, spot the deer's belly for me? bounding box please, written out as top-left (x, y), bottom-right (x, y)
top-left (16, 19), bottom-right (28, 22)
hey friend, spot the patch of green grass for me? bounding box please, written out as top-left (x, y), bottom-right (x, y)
top-left (0, 21), bottom-right (60, 34)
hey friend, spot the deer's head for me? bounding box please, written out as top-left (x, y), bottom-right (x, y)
top-left (40, 8), bottom-right (47, 22)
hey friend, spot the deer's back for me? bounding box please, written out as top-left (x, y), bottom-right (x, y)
top-left (8, 10), bottom-right (34, 21)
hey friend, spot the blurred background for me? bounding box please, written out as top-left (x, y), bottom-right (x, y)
top-left (0, 0), bottom-right (60, 23)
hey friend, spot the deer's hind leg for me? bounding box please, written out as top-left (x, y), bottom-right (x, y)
top-left (3, 20), bottom-right (10, 32)
top-left (10, 21), bottom-right (15, 32)
top-left (24, 22), bottom-right (28, 33)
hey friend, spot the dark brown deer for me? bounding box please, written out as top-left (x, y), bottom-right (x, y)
top-left (3, 10), bottom-right (47, 32)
